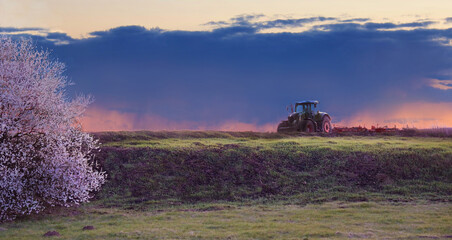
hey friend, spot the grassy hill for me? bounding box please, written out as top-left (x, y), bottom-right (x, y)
top-left (2, 131), bottom-right (451, 239)
top-left (93, 131), bottom-right (452, 208)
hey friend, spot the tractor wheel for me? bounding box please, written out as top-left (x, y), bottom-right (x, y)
top-left (321, 116), bottom-right (332, 133)
top-left (303, 120), bottom-right (316, 133)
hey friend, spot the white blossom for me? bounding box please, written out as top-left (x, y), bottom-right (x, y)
top-left (0, 36), bottom-right (105, 221)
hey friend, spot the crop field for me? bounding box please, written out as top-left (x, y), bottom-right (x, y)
top-left (1, 131), bottom-right (451, 239)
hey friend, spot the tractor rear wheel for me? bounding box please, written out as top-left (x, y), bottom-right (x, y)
top-left (303, 120), bottom-right (316, 133)
top-left (322, 116), bottom-right (332, 133)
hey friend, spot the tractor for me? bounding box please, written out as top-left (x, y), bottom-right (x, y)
top-left (277, 100), bottom-right (332, 133)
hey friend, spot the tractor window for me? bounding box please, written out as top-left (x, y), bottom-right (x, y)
top-left (295, 105), bottom-right (301, 112)
top-left (296, 104), bottom-right (316, 112)
top-left (295, 105), bottom-right (307, 112)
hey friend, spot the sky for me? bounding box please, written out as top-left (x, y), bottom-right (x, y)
top-left (1, 0), bottom-right (452, 131)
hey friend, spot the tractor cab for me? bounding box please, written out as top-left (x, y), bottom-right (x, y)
top-left (295, 101), bottom-right (319, 118)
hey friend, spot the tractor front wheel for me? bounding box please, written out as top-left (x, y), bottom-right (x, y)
top-left (322, 116), bottom-right (332, 133)
top-left (303, 120), bottom-right (316, 133)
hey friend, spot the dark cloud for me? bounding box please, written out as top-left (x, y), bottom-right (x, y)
top-left (364, 21), bottom-right (434, 30)
top-left (364, 22), bottom-right (398, 29)
top-left (398, 21), bottom-right (435, 27)
top-left (446, 17), bottom-right (452, 23)
top-left (230, 14), bottom-right (265, 24)
top-left (0, 27), bottom-right (44, 33)
top-left (316, 21), bottom-right (435, 31)
top-left (206, 15), bottom-right (432, 32)
top-left (314, 23), bottom-right (363, 31)
top-left (90, 25), bottom-right (154, 37)
top-left (211, 26), bottom-right (257, 35)
top-left (340, 18), bottom-right (370, 23)
top-left (45, 32), bottom-right (74, 44)
top-left (206, 15), bottom-right (335, 30)
top-left (256, 17), bottom-right (336, 29)
top-left (0, 29), bottom-right (74, 45)
top-left (7, 19), bottom-right (452, 126)
top-left (205, 14), bottom-right (264, 27)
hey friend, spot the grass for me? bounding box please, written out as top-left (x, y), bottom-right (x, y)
top-left (1, 201), bottom-right (451, 239)
top-left (1, 131), bottom-right (451, 239)
top-left (101, 134), bottom-right (452, 153)
top-left (93, 132), bottom-right (452, 205)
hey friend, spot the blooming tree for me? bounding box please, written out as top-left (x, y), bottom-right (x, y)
top-left (0, 36), bottom-right (105, 221)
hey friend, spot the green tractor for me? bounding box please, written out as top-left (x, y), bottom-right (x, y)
top-left (277, 101), bottom-right (332, 133)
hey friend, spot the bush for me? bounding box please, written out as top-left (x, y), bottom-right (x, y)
top-left (0, 36), bottom-right (105, 221)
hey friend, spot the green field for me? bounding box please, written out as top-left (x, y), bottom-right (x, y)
top-left (1, 201), bottom-right (451, 239)
top-left (1, 132), bottom-right (451, 239)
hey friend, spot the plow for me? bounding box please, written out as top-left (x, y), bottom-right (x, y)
top-left (333, 125), bottom-right (399, 133)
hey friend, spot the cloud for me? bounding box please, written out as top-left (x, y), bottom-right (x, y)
top-left (429, 79), bottom-right (452, 90)
top-left (0, 28), bottom-right (75, 45)
top-left (363, 21), bottom-right (434, 30)
top-left (45, 32), bottom-right (74, 44)
top-left (230, 14), bottom-right (265, 24)
top-left (340, 18), bottom-right (370, 23)
top-left (205, 14), bottom-right (264, 27)
top-left (398, 21), bottom-right (435, 28)
top-left (0, 27), bottom-right (44, 33)
top-left (6, 16), bottom-right (452, 129)
top-left (313, 23), bottom-right (363, 31)
top-left (206, 14), bottom-right (336, 30)
top-left (90, 25), bottom-right (153, 37)
top-left (316, 21), bottom-right (436, 31)
top-left (212, 26), bottom-right (257, 35)
top-left (206, 15), bottom-right (433, 32)
top-left (446, 17), bottom-right (452, 23)
top-left (255, 17), bottom-right (336, 29)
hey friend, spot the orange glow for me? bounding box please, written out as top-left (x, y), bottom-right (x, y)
top-left (80, 106), bottom-right (277, 132)
top-left (81, 102), bottom-right (452, 132)
top-left (216, 121), bottom-right (276, 132)
top-left (80, 107), bottom-right (136, 131)
top-left (335, 101), bottom-right (452, 129)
